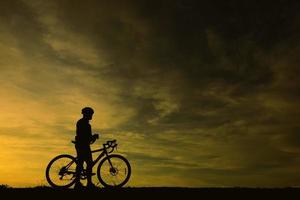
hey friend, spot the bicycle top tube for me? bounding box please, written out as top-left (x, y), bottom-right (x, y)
top-left (78, 140), bottom-right (117, 154)
top-left (91, 147), bottom-right (104, 153)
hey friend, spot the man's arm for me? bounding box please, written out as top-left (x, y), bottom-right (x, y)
top-left (90, 133), bottom-right (99, 144)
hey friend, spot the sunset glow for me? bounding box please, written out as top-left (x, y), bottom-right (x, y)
top-left (0, 0), bottom-right (300, 187)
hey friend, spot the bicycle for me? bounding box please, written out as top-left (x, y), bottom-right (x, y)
top-left (45, 139), bottom-right (131, 188)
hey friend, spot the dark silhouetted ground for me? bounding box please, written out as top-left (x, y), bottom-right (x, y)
top-left (1, 186), bottom-right (299, 199)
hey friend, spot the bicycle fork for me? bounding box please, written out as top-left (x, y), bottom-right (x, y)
top-left (104, 150), bottom-right (117, 174)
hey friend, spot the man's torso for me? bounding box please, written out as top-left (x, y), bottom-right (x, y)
top-left (76, 118), bottom-right (92, 146)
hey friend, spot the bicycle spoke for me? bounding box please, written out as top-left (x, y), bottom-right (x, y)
top-left (46, 155), bottom-right (77, 188)
top-left (97, 155), bottom-right (131, 187)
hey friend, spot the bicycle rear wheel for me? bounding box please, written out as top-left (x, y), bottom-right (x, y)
top-left (45, 154), bottom-right (77, 188)
top-left (97, 154), bottom-right (131, 187)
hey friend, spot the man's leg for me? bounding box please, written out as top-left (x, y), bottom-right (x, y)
top-left (75, 159), bottom-right (83, 180)
top-left (86, 147), bottom-right (96, 187)
top-left (86, 159), bottom-right (93, 185)
top-left (74, 160), bottom-right (84, 189)
top-left (75, 145), bottom-right (84, 188)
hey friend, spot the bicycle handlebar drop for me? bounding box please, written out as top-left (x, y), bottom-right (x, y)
top-left (104, 140), bottom-right (117, 153)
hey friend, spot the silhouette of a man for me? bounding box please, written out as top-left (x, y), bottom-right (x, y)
top-left (74, 107), bottom-right (98, 189)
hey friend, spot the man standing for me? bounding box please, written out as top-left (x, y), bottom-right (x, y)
top-left (74, 107), bottom-right (98, 189)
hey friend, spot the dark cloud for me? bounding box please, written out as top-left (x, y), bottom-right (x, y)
top-left (1, 0), bottom-right (300, 186)
top-left (0, 0), bottom-right (50, 57)
top-left (53, 0), bottom-right (300, 176)
top-left (49, 0), bottom-right (299, 121)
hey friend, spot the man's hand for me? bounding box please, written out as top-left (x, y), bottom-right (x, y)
top-left (90, 133), bottom-right (99, 144)
top-left (93, 133), bottom-right (99, 139)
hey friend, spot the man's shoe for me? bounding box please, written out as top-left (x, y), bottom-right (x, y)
top-left (87, 183), bottom-right (98, 189)
top-left (74, 182), bottom-right (84, 190)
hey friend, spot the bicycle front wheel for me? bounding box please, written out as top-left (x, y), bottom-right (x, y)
top-left (97, 154), bottom-right (131, 187)
top-left (45, 154), bottom-right (77, 188)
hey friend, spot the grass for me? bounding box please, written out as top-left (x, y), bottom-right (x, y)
top-left (0, 184), bottom-right (299, 199)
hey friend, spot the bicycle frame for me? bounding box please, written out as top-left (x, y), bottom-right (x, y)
top-left (46, 139), bottom-right (131, 188)
top-left (89, 144), bottom-right (112, 168)
top-left (72, 140), bottom-right (116, 172)
top-left (56, 140), bottom-right (118, 181)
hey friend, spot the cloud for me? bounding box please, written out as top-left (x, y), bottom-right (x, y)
top-left (0, 0), bottom-right (299, 187)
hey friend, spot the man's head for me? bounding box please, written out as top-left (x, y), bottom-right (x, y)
top-left (81, 107), bottom-right (94, 120)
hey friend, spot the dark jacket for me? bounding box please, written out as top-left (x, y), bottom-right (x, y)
top-left (76, 118), bottom-right (92, 146)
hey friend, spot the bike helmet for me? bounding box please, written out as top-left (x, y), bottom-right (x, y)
top-left (81, 107), bottom-right (94, 115)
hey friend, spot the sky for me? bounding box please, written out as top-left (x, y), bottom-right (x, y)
top-left (0, 0), bottom-right (300, 187)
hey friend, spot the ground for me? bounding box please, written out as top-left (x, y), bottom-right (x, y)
top-left (0, 186), bottom-right (299, 199)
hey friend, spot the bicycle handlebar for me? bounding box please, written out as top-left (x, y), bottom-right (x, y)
top-left (72, 139), bottom-right (118, 153)
top-left (104, 139), bottom-right (117, 153)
